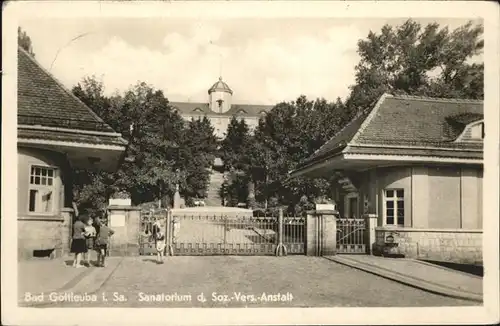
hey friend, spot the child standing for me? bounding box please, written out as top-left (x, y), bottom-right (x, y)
top-left (153, 220), bottom-right (165, 264)
top-left (83, 217), bottom-right (96, 266)
top-left (95, 219), bottom-right (114, 267)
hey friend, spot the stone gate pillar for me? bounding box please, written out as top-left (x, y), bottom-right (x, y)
top-left (305, 207), bottom-right (338, 256)
top-left (107, 205), bottom-right (141, 256)
top-left (305, 211), bottom-right (319, 256)
top-left (364, 214), bottom-right (378, 254)
top-left (60, 207), bottom-right (74, 257)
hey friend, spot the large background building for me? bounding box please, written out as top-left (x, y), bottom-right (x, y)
top-left (171, 77), bottom-right (274, 206)
top-left (171, 77), bottom-right (273, 138)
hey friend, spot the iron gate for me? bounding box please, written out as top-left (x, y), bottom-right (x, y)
top-left (336, 218), bottom-right (366, 254)
top-left (282, 216), bottom-right (306, 254)
top-left (139, 209), bottom-right (167, 255)
top-left (169, 212), bottom-right (305, 256)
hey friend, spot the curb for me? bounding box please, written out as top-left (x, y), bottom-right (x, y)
top-left (412, 259), bottom-right (483, 279)
top-left (324, 256), bottom-right (483, 303)
top-left (20, 258), bottom-right (124, 308)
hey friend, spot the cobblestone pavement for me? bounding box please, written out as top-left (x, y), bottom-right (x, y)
top-left (47, 256), bottom-right (478, 308)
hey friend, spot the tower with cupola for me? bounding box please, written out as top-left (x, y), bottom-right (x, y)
top-left (208, 77), bottom-right (233, 113)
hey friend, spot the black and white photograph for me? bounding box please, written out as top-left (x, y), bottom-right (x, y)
top-left (2, 1), bottom-right (499, 325)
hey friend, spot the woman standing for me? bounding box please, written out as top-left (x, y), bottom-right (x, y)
top-left (71, 215), bottom-right (89, 268)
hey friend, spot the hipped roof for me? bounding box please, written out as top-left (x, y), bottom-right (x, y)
top-left (17, 47), bottom-right (127, 147)
top-left (297, 93), bottom-right (483, 169)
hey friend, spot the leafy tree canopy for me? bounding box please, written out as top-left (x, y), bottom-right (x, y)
top-left (71, 77), bottom-right (217, 213)
top-left (71, 19), bottom-right (484, 215)
top-left (346, 19), bottom-right (484, 112)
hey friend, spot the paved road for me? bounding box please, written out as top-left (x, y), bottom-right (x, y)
top-left (47, 256), bottom-right (477, 307)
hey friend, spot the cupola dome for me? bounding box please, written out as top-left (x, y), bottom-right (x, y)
top-left (208, 77), bottom-right (233, 95)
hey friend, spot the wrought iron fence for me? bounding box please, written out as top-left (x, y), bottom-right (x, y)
top-left (336, 218), bottom-right (366, 254)
top-left (166, 209), bottom-right (306, 256)
top-left (283, 216), bottom-right (306, 254)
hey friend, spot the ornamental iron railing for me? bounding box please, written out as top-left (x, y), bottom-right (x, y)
top-left (138, 209), bottom-right (168, 256)
top-left (336, 218), bottom-right (366, 254)
top-left (161, 209), bottom-right (305, 256)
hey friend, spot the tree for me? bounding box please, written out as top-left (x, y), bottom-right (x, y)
top-left (122, 82), bottom-right (186, 204)
top-left (219, 117), bottom-right (253, 172)
top-left (222, 169), bottom-right (249, 207)
top-left (71, 78), bottom-right (191, 210)
top-left (72, 76), bottom-right (113, 123)
top-left (179, 116), bottom-right (218, 201)
top-left (71, 77), bottom-right (119, 215)
top-left (18, 27), bottom-right (35, 57)
top-left (219, 116), bottom-right (254, 206)
top-left (346, 19), bottom-right (484, 113)
top-left (249, 96), bottom-right (348, 212)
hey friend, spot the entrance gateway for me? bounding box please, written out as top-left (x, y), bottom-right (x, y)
top-left (336, 217), bottom-right (367, 254)
top-left (138, 207), bottom-right (306, 256)
top-left (138, 208), bottom-right (367, 256)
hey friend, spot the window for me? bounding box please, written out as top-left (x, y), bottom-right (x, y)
top-left (28, 166), bottom-right (56, 214)
top-left (384, 189), bottom-right (404, 226)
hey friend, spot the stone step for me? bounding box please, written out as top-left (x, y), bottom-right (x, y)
top-left (205, 171), bottom-right (225, 206)
top-left (204, 198), bottom-right (223, 206)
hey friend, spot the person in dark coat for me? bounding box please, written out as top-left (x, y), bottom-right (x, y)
top-left (71, 214), bottom-right (89, 268)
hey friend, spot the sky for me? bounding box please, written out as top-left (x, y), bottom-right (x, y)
top-left (20, 17), bottom-right (481, 105)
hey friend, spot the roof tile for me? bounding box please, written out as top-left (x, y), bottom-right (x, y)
top-left (355, 95), bottom-right (483, 145)
top-left (17, 47), bottom-right (115, 133)
top-left (298, 93), bottom-right (484, 167)
top-left (18, 128), bottom-right (128, 147)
